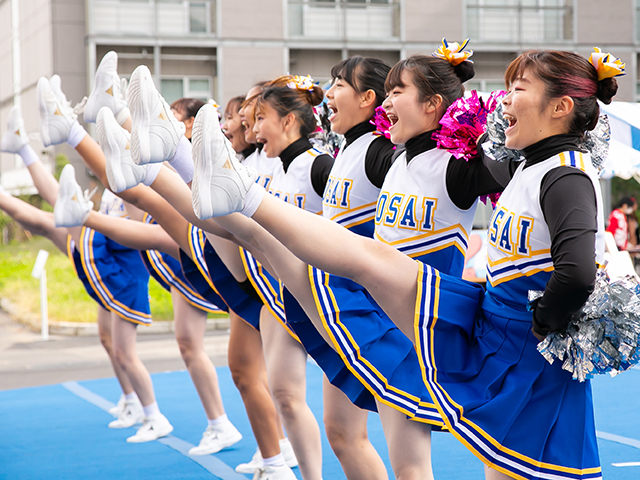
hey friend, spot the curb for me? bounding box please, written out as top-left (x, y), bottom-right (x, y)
top-left (0, 297), bottom-right (230, 336)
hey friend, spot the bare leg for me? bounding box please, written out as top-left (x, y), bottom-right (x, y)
top-left (172, 288), bottom-right (225, 420)
top-left (96, 306), bottom-right (134, 395)
top-left (110, 313), bottom-right (156, 407)
top-left (377, 401), bottom-right (433, 480)
top-left (83, 210), bottom-right (180, 258)
top-left (0, 194), bottom-right (68, 252)
top-left (227, 312), bottom-right (283, 458)
top-left (260, 307), bottom-right (322, 480)
top-left (229, 195), bottom-right (419, 337)
top-left (323, 377), bottom-right (388, 480)
top-left (484, 466), bottom-right (512, 480)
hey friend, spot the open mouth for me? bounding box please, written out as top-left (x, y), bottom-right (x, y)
top-left (327, 104), bottom-right (337, 123)
top-left (387, 112), bottom-right (398, 128)
top-left (503, 113), bottom-right (517, 131)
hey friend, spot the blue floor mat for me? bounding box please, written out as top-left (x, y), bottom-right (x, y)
top-left (0, 363), bottom-right (638, 479)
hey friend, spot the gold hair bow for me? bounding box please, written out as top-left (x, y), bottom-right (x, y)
top-left (287, 75), bottom-right (317, 91)
top-left (589, 48), bottom-right (625, 81)
top-left (432, 38), bottom-right (473, 66)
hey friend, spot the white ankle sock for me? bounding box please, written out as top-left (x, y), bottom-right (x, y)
top-left (142, 401), bottom-right (161, 418)
top-left (240, 183), bottom-right (265, 217)
top-left (115, 106), bottom-right (130, 126)
top-left (124, 392), bottom-right (138, 402)
top-left (66, 121), bottom-right (87, 148)
top-left (143, 163), bottom-right (162, 186)
top-left (168, 136), bottom-right (194, 183)
top-left (18, 144), bottom-right (39, 167)
top-left (262, 453), bottom-right (285, 467)
top-left (207, 414), bottom-right (229, 428)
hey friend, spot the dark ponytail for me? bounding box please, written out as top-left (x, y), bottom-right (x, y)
top-left (385, 55), bottom-right (475, 110)
top-left (330, 56), bottom-right (391, 107)
top-left (256, 75), bottom-right (324, 137)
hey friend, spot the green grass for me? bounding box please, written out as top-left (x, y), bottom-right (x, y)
top-left (0, 237), bottom-right (175, 322)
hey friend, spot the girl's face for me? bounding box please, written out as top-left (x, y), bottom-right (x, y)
top-left (326, 77), bottom-right (365, 135)
top-left (171, 108), bottom-right (194, 139)
top-left (502, 69), bottom-right (569, 150)
top-left (239, 86), bottom-right (262, 145)
top-left (253, 101), bottom-right (290, 158)
top-left (222, 105), bottom-right (249, 153)
top-left (382, 71), bottom-right (438, 145)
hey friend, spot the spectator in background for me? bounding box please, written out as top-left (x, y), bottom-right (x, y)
top-left (606, 196), bottom-right (638, 250)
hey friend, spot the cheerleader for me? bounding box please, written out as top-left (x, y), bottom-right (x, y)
top-left (198, 47), bottom-right (620, 479)
top-left (58, 56), bottom-right (299, 478)
top-left (221, 95), bottom-right (255, 161)
top-left (122, 75), bottom-right (319, 480)
top-left (36, 75), bottom-right (174, 443)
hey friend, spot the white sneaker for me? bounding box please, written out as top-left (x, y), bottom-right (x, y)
top-left (1, 105), bottom-right (29, 154)
top-left (37, 76), bottom-right (77, 147)
top-left (235, 438), bottom-right (298, 474)
top-left (108, 394), bottom-right (126, 417)
top-left (128, 65), bottom-right (185, 165)
top-left (252, 465), bottom-right (297, 480)
top-left (53, 164), bottom-right (93, 227)
top-left (84, 51), bottom-right (129, 124)
top-left (126, 414), bottom-right (173, 443)
top-left (97, 107), bottom-right (146, 193)
top-left (108, 399), bottom-right (144, 428)
top-left (188, 422), bottom-right (243, 456)
top-left (191, 103), bottom-right (256, 220)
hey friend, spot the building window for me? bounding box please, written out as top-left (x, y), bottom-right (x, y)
top-left (288, 0), bottom-right (400, 40)
top-left (161, 77), bottom-right (212, 105)
top-left (465, 80), bottom-right (507, 93)
top-left (466, 0), bottom-right (573, 44)
top-left (88, 0), bottom-right (215, 37)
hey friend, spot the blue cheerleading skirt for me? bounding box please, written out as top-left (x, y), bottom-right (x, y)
top-left (304, 266), bottom-right (442, 425)
top-left (140, 213), bottom-right (221, 313)
top-left (239, 247), bottom-right (299, 339)
top-left (66, 228), bottom-right (152, 325)
top-left (140, 249), bottom-right (222, 313)
top-left (415, 262), bottom-right (601, 479)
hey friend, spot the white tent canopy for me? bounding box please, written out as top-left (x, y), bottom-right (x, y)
top-left (601, 102), bottom-right (640, 182)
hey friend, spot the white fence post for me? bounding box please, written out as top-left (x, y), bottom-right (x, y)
top-left (31, 250), bottom-right (49, 341)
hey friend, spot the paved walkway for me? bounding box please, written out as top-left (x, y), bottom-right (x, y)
top-left (0, 308), bottom-right (229, 391)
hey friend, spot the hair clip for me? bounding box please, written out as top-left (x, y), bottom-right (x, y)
top-left (589, 47), bottom-right (625, 81)
top-left (432, 38), bottom-right (473, 66)
top-left (287, 75), bottom-right (317, 91)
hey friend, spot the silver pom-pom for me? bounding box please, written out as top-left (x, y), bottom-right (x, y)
top-left (482, 101), bottom-right (524, 163)
top-left (536, 269), bottom-right (640, 382)
top-left (580, 114), bottom-right (610, 175)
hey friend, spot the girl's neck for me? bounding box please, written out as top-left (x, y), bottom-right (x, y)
top-left (279, 137), bottom-right (312, 172)
top-left (344, 121), bottom-right (376, 148)
top-left (405, 130), bottom-right (438, 161)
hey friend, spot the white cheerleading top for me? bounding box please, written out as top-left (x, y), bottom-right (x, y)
top-left (374, 148), bottom-right (478, 276)
top-left (484, 150), bottom-right (605, 315)
top-left (267, 147), bottom-right (324, 214)
top-left (323, 132), bottom-right (381, 236)
top-left (99, 189), bottom-right (127, 218)
top-left (243, 147), bottom-right (283, 192)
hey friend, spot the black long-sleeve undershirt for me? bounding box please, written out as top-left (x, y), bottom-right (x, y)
top-left (479, 134), bottom-right (599, 335)
top-left (342, 121), bottom-right (397, 189)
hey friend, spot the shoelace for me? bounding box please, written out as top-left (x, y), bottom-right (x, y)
top-left (83, 186), bottom-right (98, 204)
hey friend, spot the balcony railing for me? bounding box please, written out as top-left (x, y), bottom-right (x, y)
top-left (466, 1), bottom-right (573, 44)
top-left (87, 0), bottom-right (216, 37)
top-left (288, 0), bottom-right (400, 40)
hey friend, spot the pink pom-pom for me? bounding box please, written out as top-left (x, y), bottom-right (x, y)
top-left (432, 90), bottom-right (506, 161)
top-left (370, 106), bottom-right (392, 140)
top-left (480, 192), bottom-right (501, 208)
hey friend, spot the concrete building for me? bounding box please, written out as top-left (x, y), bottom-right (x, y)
top-left (1, 0), bottom-right (639, 192)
